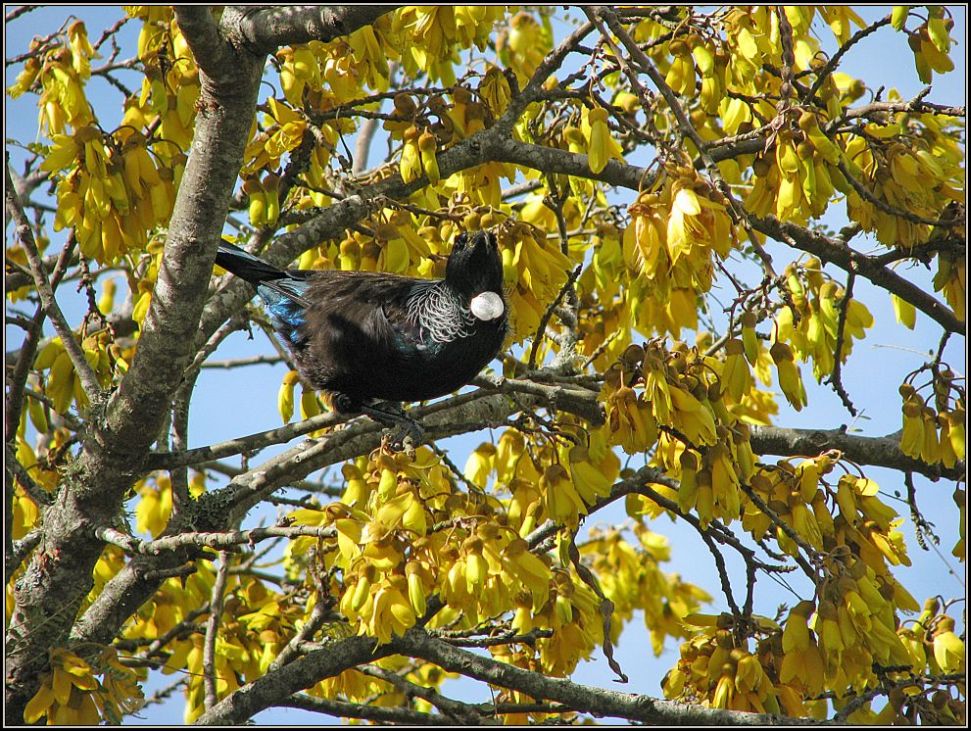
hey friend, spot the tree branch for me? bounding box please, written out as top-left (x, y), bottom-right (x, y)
top-left (749, 214), bottom-right (964, 336)
top-left (194, 636), bottom-right (395, 724)
top-left (749, 425), bottom-right (964, 482)
top-left (233, 6), bottom-right (401, 56)
top-left (391, 627), bottom-right (813, 725)
top-left (5, 6), bottom-right (267, 718)
top-left (172, 7), bottom-right (233, 81)
top-left (282, 692), bottom-right (452, 725)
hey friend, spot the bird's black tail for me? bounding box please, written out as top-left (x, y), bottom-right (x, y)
top-left (215, 241), bottom-right (286, 284)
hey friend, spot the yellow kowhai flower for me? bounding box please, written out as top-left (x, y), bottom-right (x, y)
top-left (367, 581), bottom-right (417, 644)
top-left (276, 369), bottom-right (299, 423)
top-left (277, 45), bottom-right (319, 105)
top-left (665, 40), bottom-right (696, 96)
top-left (583, 106), bottom-right (623, 174)
top-left (931, 617), bottom-right (965, 674)
top-left (478, 64), bottom-right (511, 118)
top-left (606, 385), bottom-right (658, 454)
top-left (348, 23), bottom-right (391, 91)
top-left (497, 11), bottom-right (550, 84)
top-left (23, 649), bottom-right (101, 725)
top-left (721, 339), bottom-right (753, 401)
top-left (463, 441), bottom-right (496, 488)
top-left (66, 20), bottom-right (98, 79)
top-left (899, 386), bottom-right (925, 458)
top-left (938, 410), bottom-right (965, 467)
top-left (770, 342), bottom-right (807, 411)
top-left (780, 600), bottom-right (825, 695)
top-left (417, 129), bottom-right (440, 184)
top-left (398, 125), bottom-right (423, 183)
top-left (541, 463), bottom-right (585, 527)
top-left (667, 179), bottom-right (733, 260)
top-left (933, 253), bottom-right (965, 321)
top-left (669, 385), bottom-right (717, 445)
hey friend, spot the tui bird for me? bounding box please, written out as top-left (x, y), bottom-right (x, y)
top-left (215, 230), bottom-right (506, 440)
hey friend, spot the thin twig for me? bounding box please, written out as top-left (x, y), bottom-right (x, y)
top-left (528, 265), bottom-right (582, 370)
top-left (807, 14), bottom-right (893, 100)
top-left (6, 530), bottom-right (42, 585)
top-left (5, 443), bottom-right (52, 508)
top-left (826, 272), bottom-right (858, 416)
top-left (203, 552), bottom-right (232, 710)
top-left (5, 5), bottom-right (41, 22)
top-left (4, 232), bottom-right (76, 443)
top-left (95, 524), bottom-right (338, 555)
top-left (358, 665), bottom-right (482, 724)
top-left (269, 598), bottom-right (330, 671)
top-left (6, 161), bottom-right (102, 402)
top-left (904, 471), bottom-right (939, 551)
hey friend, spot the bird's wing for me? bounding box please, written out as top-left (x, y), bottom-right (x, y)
top-left (294, 272), bottom-right (433, 356)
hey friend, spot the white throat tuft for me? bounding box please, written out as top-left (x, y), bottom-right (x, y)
top-left (469, 291), bottom-right (505, 321)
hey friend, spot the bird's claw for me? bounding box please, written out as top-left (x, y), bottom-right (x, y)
top-left (381, 421), bottom-right (423, 454)
top-left (362, 401), bottom-right (424, 453)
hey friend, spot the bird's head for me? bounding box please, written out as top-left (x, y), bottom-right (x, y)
top-left (445, 231), bottom-right (505, 319)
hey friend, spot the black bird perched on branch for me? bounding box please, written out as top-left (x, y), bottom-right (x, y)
top-left (215, 231), bottom-right (507, 441)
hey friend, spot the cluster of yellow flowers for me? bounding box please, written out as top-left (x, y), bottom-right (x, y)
top-left (132, 471), bottom-right (207, 539)
top-left (469, 425), bottom-right (619, 532)
top-left (663, 613), bottom-right (803, 715)
top-left (289, 447), bottom-right (554, 645)
top-left (581, 526), bottom-right (712, 656)
top-left (899, 367), bottom-right (965, 469)
top-left (30, 333), bottom-right (112, 415)
top-left (747, 117), bottom-right (849, 225)
top-left (495, 218), bottom-right (573, 343)
top-left (894, 6), bottom-right (956, 83)
top-left (124, 6), bottom-right (200, 151)
top-left (9, 21), bottom-right (97, 136)
top-left (394, 7), bottom-right (506, 84)
top-left (623, 167), bottom-right (736, 336)
top-left (603, 341), bottom-right (768, 528)
top-left (124, 565), bottom-right (301, 723)
top-left (24, 647), bottom-right (144, 725)
top-left (39, 125), bottom-right (177, 263)
top-left (647, 5), bottom-right (965, 258)
top-left (774, 257), bottom-right (874, 387)
top-left (280, 433), bottom-right (709, 693)
top-left (9, 416), bottom-right (73, 549)
top-left (844, 127), bottom-right (963, 249)
top-left (495, 11), bottom-right (551, 85)
top-left (665, 555), bottom-right (963, 722)
top-left (7, 12), bottom-right (186, 271)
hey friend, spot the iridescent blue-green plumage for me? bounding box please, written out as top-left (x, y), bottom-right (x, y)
top-left (215, 231), bottom-right (506, 417)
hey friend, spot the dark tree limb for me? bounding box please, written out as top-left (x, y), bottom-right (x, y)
top-left (749, 215), bottom-right (964, 336)
top-left (193, 636), bottom-right (395, 724)
top-left (232, 6), bottom-right (401, 56)
top-left (390, 627), bottom-right (814, 725)
top-left (749, 424), bottom-right (965, 482)
top-left (282, 692), bottom-right (454, 724)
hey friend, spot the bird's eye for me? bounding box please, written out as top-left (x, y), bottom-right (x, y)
top-left (453, 233), bottom-right (468, 250)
